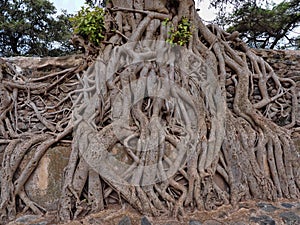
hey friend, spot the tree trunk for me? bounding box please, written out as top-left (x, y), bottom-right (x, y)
top-left (0, 0), bottom-right (299, 223)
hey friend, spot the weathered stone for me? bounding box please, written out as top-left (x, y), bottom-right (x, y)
top-left (250, 215), bottom-right (275, 225)
top-left (202, 220), bottom-right (222, 225)
top-left (88, 218), bottom-right (101, 224)
top-left (29, 222), bottom-right (49, 225)
top-left (279, 212), bottom-right (300, 225)
top-left (24, 145), bottom-right (71, 211)
top-left (118, 216), bottom-right (132, 225)
top-left (141, 216), bottom-right (152, 225)
top-left (256, 202), bottom-right (278, 212)
top-left (284, 60), bottom-right (297, 65)
top-left (15, 215), bottom-right (41, 223)
top-left (189, 220), bottom-right (202, 225)
top-left (273, 54), bottom-right (281, 59)
top-left (3, 49), bottom-right (299, 223)
top-left (281, 203), bottom-right (295, 209)
top-left (229, 222), bottom-right (247, 225)
top-left (217, 211), bottom-right (228, 219)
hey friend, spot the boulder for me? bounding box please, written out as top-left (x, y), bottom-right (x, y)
top-left (25, 145), bottom-right (71, 211)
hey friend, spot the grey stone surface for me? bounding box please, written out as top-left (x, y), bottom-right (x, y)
top-left (29, 222), bottom-right (49, 225)
top-left (141, 216), bottom-right (152, 225)
top-left (15, 215), bottom-right (41, 223)
top-left (279, 211), bottom-right (300, 225)
top-left (4, 49), bottom-right (300, 225)
top-left (189, 220), bottom-right (202, 225)
top-left (119, 216), bottom-right (132, 225)
top-left (229, 222), bottom-right (247, 225)
top-left (256, 202), bottom-right (279, 212)
top-left (281, 203), bottom-right (295, 209)
top-left (250, 215), bottom-right (275, 225)
top-left (202, 220), bottom-right (223, 225)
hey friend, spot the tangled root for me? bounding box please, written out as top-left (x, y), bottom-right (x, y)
top-left (0, 0), bottom-right (299, 223)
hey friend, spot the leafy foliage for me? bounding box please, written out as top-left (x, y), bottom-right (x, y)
top-left (165, 18), bottom-right (193, 46)
top-left (85, 0), bottom-right (108, 8)
top-left (70, 6), bottom-right (106, 46)
top-left (212, 0), bottom-right (300, 49)
top-left (0, 0), bottom-right (74, 57)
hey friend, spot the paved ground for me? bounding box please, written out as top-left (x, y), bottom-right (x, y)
top-left (7, 199), bottom-right (300, 225)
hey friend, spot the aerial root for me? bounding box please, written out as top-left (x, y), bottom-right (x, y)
top-left (0, 1), bottom-right (299, 223)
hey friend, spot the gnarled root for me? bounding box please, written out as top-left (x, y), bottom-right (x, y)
top-left (0, 0), bottom-right (299, 223)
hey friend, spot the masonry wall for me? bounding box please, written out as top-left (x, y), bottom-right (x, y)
top-left (254, 49), bottom-right (300, 151)
top-left (2, 49), bottom-right (300, 211)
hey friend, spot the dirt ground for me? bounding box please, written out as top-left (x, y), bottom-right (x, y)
top-left (8, 198), bottom-right (300, 225)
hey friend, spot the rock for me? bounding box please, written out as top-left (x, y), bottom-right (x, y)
top-left (218, 211), bottom-right (228, 219)
top-left (250, 215), bottom-right (275, 225)
top-left (281, 203), bottom-right (294, 209)
top-left (273, 54), bottom-right (281, 59)
top-left (284, 60), bottom-right (297, 65)
top-left (189, 220), bottom-right (202, 225)
top-left (119, 216), bottom-right (132, 225)
top-left (141, 216), bottom-right (152, 225)
top-left (29, 222), bottom-right (49, 225)
top-left (279, 212), bottom-right (300, 225)
top-left (24, 146), bottom-right (71, 211)
top-left (203, 220), bottom-right (222, 225)
top-left (256, 202), bottom-right (278, 212)
top-left (229, 222), bottom-right (247, 225)
top-left (12, 214), bottom-right (54, 225)
top-left (88, 218), bottom-right (100, 224)
top-left (15, 215), bottom-right (41, 223)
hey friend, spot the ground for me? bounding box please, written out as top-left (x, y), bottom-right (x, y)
top-left (8, 198), bottom-right (300, 225)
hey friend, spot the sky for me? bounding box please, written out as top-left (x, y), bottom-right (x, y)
top-left (49, 0), bottom-right (288, 28)
top-left (50, 0), bottom-right (218, 21)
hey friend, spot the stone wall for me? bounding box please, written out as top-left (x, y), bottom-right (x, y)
top-left (4, 49), bottom-right (300, 211)
top-left (254, 49), bottom-right (300, 152)
top-left (254, 49), bottom-right (300, 78)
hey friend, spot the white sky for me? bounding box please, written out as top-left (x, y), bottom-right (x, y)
top-left (49, 0), bottom-right (218, 21)
top-left (50, 0), bottom-right (84, 14)
top-left (49, 0), bottom-right (284, 22)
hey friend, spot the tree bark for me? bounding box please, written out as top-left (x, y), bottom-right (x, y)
top-left (0, 0), bottom-right (299, 223)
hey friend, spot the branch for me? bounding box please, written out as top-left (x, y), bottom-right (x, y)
top-left (110, 7), bottom-right (171, 20)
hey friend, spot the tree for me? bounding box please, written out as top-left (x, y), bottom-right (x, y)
top-left (213, 0), bottom-right (300, 49)
top-left (0, 0), bottom-right (299, 223)
top-left (0, 0), bottom-right (74, 57)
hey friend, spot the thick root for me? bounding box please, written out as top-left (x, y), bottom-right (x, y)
top-left (0, 0), bottom-right (299, 223)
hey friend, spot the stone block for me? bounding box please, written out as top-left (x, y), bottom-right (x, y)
top-left (24, 145), bottom-right (71, 211)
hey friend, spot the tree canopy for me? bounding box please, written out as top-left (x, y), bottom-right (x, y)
top-left (212, 0), bottom-right (300, 49)
top-left (85, 0), bottom-right (300, 49)
top-left (0, 0), bottom-right (74, 57)
top-left (1, 0), bottom-right (299, 58)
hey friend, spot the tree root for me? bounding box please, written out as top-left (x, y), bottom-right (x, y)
top-left (0, 0), bottom-right (299, 223)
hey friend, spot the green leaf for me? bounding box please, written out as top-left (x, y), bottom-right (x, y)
top-left (71, 5), bottom-right (106, 46)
